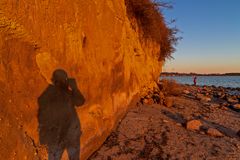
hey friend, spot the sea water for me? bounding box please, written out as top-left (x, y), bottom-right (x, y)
top-left (160, 76), bottom-right (240, 88)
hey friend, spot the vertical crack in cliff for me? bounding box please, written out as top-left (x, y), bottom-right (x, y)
top-left (24, 131), bottom-right (40, 160)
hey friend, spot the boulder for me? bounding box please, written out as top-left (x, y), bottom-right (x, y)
top-left (186, 120), bottom-right (202, 131)
top-left (207, 128), bottom-right (224, 137)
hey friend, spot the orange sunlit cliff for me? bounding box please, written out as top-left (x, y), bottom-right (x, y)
top-left (0, 0), bottom-right (175, 159)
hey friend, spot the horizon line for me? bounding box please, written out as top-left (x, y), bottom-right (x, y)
top-left (161, 72), bottom-right (240, 75)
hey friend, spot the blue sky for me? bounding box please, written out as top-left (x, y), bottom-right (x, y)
top-left (161, 0), bottom-right (240, 73)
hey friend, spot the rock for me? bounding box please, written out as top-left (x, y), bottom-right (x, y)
top-left (142, 98), bottom-right (149, 105)
top-left (227, 97), bottom-right (238, 104)
top-left (186, 120), bottom-right (202, 131)
top-left (220, 94), bottom-right (226, 99)
top-left (217, 92), bottom-right (222, 97)
top-left (202, 97), bottom-right (211, 102)
top-left (233, 104), bottom-right (240, 110)
top-left (143, 98), bottom-right (154, 105)
top-left (203, 103), bottom-right (211, 107)
top-left (158, 91), bottom-right (165, 104)
top-left (148, 98), bottom-right (154, 105)
top-left (207, 128), bottom-right (224, 137)
top-left (164, 97), bottom-right (173, 107)
top-left (228, 104), bottom-right (240, 112)
top-left (221, 106), bottom-right (229, 111)
top-left (196, 94), bottom-right (211, 102)
top-left (163, 120), bottom-right (169, 123)
top-left (183, 90), bottom-right (190, 94)
top-left (176, 123), bottom-right (182, 127)
top-left (210, 103), bottom-right (220, 109)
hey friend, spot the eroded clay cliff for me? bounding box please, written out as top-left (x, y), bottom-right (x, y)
top-left (0, 0), bottom-right (163, 159)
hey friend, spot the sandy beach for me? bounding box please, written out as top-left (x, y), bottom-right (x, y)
top-left (89, 81), bottom-right (240, 160)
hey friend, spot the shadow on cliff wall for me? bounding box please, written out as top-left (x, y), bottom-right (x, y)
top-left (38, 69), bottom-right (85, 160)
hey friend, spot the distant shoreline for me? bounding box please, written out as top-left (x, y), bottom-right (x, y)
top-left (161, 72), bottom-right (240, 76)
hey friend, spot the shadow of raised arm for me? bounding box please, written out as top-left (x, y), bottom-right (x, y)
top-left (68, 78), bottom-right (85, 106)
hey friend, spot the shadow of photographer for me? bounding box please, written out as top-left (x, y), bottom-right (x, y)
top-left (38, 69), bottom-right (85, 160)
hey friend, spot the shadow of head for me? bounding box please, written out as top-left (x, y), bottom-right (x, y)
top-left (37, 69), bottom-right (85, 160)
top-left (51, 69), bottom-right (69, 89)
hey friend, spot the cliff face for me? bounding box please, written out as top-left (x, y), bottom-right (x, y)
top-left (0, 0), bottom-right (162, 159)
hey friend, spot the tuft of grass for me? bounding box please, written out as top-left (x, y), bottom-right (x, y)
top-left (125, 0), bottom-right (181, 61)
top-left (158, 79), bottom-right (182, 96)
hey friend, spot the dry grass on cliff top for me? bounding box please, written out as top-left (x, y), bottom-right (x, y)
top-left (125, 0), bottom-right (180, 61)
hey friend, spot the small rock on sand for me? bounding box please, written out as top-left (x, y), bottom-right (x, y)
top-left (207, 128), bottom-right (224, 137)
top-left (142, 98), bottom-right (148, 104)
top-left (196, 94), bottom-right (211, 102)
top-left (148, 98), bottom-right (154, 105)
top-left (233, 104), bottom-right (240, 110)
top-left (183, 90), bottom-right (190, 94)
top-left (163, 119), bottom-right (169, 123)
top-left (164, 97), bottom-right (173, 107)
top-left (210, 103), bottom-right (220, 108)
top-left (227, 97), bottom-right (238, 104)
top-left (143, 98), bottom-right (154, 105)
top-left (186, 120), bottom-right (202, 131)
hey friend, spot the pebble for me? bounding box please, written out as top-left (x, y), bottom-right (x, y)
top-left (186, 120), bottom-right (202, 131)
top-left (233, 104), bottom-right (240, 110)
top-left (183, 90), bottom-right (190, 94)
top-left (164, 97), bottom-right (173, 107)
top-left (176, 123), bottom-right (182, 127)
top-left (196, 94), bottom-right (211, 102)
top-left (227, 98), bottom-right (238, 104)
top-left (163, 119), bottom-right (169, 123)
top-left (207, 128), bottom-right (224, 137)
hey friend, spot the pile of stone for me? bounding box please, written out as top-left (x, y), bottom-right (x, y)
top-left (186, 119), bottom-right (224, 137)
top-left (139, 81), bottom-right (175, 107)
top-left (183, 85), bottom-right (240, 112)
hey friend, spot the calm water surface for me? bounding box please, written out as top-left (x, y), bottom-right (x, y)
top-left (160, 76), bottom-right (240, 88)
